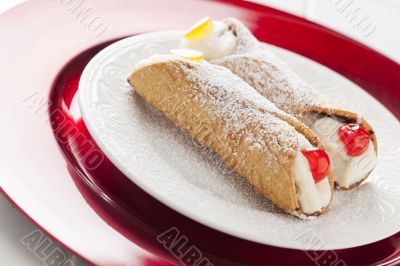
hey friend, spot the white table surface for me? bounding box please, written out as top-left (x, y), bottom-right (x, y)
top-left (0, 0), bottom-right (399, 265)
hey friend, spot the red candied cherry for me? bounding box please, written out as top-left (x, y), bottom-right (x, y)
top-left (301, 148), bottom-right (331, 183)
top-left (338, 124), bottom-right (371, 157)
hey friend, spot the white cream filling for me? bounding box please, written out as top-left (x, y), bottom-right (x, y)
top-left (180, 21), bottom-right (236, 60)
top-left (131, 54), bottom-right (187, 73)
top-left (309, 116), bottom-right (377, 188)
top-left (293, 134), bottom-right (331, 214)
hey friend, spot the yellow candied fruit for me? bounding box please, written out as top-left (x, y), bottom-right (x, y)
top-left (184, 16), bottom-right (213, 41)
top-left (170, 49), bottom-right (204, 61)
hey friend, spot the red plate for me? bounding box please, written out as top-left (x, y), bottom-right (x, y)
top-left (1, 0), bottom-right (399, 265)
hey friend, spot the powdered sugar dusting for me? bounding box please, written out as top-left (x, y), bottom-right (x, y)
top-left (183, 60), bottom-right (301, 155)
top-left (214, 18), bottom-right (335, 120)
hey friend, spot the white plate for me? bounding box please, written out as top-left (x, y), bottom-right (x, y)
top-left (79, 31), bottom-right (400, 250)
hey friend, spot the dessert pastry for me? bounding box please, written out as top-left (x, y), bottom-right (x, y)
top-left (181, 17), bottom-right (377, 190)
top-left (128, 54), bottom-right (334, 217)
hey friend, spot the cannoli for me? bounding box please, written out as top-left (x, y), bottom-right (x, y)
top-left (128, 54), bottom-right (334, 217)
top-left (180, 17), bottom-right (377, 190)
